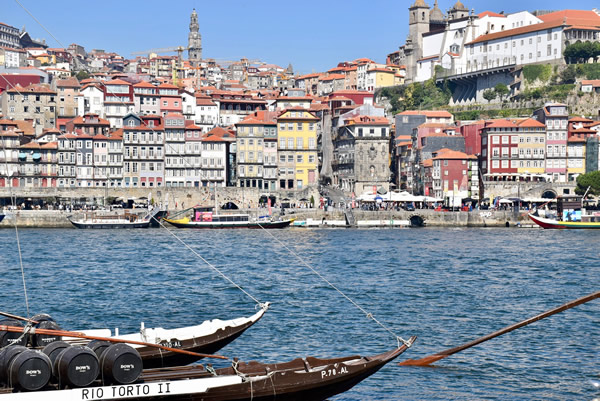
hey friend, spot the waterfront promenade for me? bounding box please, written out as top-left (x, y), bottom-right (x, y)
top-left (0, 208), bottom-right (528, 228)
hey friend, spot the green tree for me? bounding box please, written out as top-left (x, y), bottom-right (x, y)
top-left (494, 83), bottom-right (510, 100)
top-left (575, 171), bottom-right (600, 195)
top-left (560, 65), bottom-right (577, 84)
top-left (482, 89), bottom-right (496, 103)
top-left (75, 70), bottom-right (90, 81)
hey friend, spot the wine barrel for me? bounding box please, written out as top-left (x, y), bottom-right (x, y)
top-left (30, 314), bottom-right (62, 348)
top-left (0, 319), bottom-right (27, 347)
top-left (41, 341), bottom-right (70, 371)
top-left (99, 344), bottom-right (142, 385)
top-left (0, 345), bottom-right (28, 385)
top-left (86, 340), bottom-right (111, 359)
top-left (54, 346), bottom-right (99, 388)
top-left (6, 349), bottom-right (51, 391)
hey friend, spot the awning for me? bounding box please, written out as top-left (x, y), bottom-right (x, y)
top-left (18, 152), bottom-right (26, 159)
top-left (32, 153), bottom-right (41, 159)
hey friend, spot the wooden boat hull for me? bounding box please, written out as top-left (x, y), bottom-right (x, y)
top-left (69, 220), bottom-right (151, 229)
top-left (60, 306), bottom-right (269, 369)
top-left (0, 337), bottom-right (416, 401)
top-left (164, 218), bottom-right (294, 229)
top-left (124, 307), bottom-right (269, 368)
top-left (528, 213), bottom-right (600, 229)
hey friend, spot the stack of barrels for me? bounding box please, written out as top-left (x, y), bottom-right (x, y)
top-left (0, 314), bottom-right (143, 392)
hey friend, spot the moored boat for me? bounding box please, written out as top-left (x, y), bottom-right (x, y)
top-left (74, 304), bottom-right (269, 368)
top-left (528, 213), bottom-right (600, 229)
top-left (68, 208), bottom-right (166, 229)
top-left (0, 214), bottom-right (4, 223)
top-left (0, 337), bottom-right (416, 401)
top-left (528, 195), bottom-right (600, 229)
top-left (164, 207), bottom-right (293, 229)
top-left (2, 305), bottom-right (269, 369)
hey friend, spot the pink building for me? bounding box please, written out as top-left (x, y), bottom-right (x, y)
top-left (158, 83), bottom-right (182, 116)
top-left (533, 104), bottom-right (568, 182)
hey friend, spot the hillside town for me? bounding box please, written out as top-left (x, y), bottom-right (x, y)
top-left (1, 3), bottom-right (600, 207)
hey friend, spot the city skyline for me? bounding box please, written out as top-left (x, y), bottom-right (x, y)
top-left (3, 0), bottom-right (600, 74)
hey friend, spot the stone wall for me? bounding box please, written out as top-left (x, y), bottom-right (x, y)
top-left (1, 208), bottom-right (528, 228)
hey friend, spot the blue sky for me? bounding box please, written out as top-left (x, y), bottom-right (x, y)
top-left (3, 0), bottom-right (600, 75)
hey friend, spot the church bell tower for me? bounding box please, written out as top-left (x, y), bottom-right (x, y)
top-left (188, 9), bottom-right (202, 66)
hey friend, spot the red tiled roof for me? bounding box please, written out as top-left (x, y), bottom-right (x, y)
top-left (433, 149), bottom-right (477, 160)
top-left (207, 126), bottom-right (233, 138)
top-left (581, 80), bottom-right (600, 86)
top-left (485, 119), bottom-right (520, 128)
top-left (104, 79), bottom-right (131, 86)
top-left (133, 81), bottom-right (156, 88)
top-left (185, 124), bottom-right (203, 130)
top-left (569, 116), bottom-right (594, 122)
top-left (0, 119), bottom-right (18, 126)
top-left (468, 12), bottom-right (600, 46)
top-left (422, 159), bottom-right (433, 167)
top-left (56, 77), bottom-right (81, 88)
top-left (517, 118), bottom-right (546, 128)
top-left (41, 141), bottom-right (58, 149)
top-left (202, 135), bottom-right (226, 142)
top-left (417, 55), bottom-right (439, 62)
top-left (20, 142), bottom-right (41, 149)
top-left (478, 11), bottom-right (506, 18)
top-left (538, 9), bottom-right (600, 25)
top-left (7, 84), bottom-right (55, 94)
top-left (571, 127), bottom-right (596, 133)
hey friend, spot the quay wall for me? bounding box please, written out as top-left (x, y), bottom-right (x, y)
top-left (289, 209), bottom-right (527, 227)
top-left (0, 209), bottom-right (528, 228)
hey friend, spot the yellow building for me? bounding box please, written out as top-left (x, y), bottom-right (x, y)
top-left (366, 68), bottom-right (396, 90)
top-left (276, 107), bottom-right (319, 190)
top-left (35, 53), bottom-right (56, 65)
top-left (516, 118), bottom-right (546, 175)
top-left (235, 111), bottom-right (278, 190)
top-left (567, 136), bottom-right (586, 181)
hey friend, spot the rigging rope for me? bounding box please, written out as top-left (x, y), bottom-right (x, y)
top-left (257, 221), bottom-right (411, 347)
top-left (153, 216), bottom-right (264, 307)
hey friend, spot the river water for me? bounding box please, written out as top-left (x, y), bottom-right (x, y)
top-left (1, 227), bottom-right (599, 400)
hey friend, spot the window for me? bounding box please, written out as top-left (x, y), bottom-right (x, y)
top-left (288, 138), bottom-right (293, 149)
top-left (297, 123), bottom-right (302, 130)
top-left (492, 136), bottom-right (499, 144)
top-left (297, 154), bottom-right (303, 163)
top-left (297, 138), bottom-right (303, 148)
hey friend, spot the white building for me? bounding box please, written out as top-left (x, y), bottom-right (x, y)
top-left (78, 83), bottom-right (104, 117)
top-left (200, 134), bottom-right (227, 187)
top-left (194, 95), bottom-right (218, 133)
